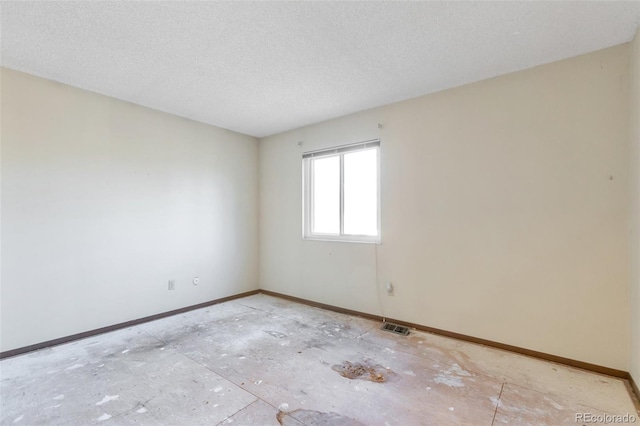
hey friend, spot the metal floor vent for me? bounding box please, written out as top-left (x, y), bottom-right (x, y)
top-left (381, 322), bottom-right (410, 336)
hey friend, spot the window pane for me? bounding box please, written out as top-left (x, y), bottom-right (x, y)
top-left (312, 156), bottom-right (340, 234)
top-left (344, 148), bottom-right (378, 236)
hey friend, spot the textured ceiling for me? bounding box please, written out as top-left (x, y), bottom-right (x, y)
top-left (2, 1), bottom-right (640, 138)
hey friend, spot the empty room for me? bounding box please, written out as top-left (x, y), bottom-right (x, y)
top-left (1, 1), bottom-right (640, 425)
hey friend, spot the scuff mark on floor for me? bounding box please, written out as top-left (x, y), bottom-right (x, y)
top-left (277, 408), bottom-right (364, 425)
top-left (65, 364), bottom-right (84, 371)
top-left (302, 337), bottom-right (335, 352)
top-left (264, 331), bottom-right (287, 339)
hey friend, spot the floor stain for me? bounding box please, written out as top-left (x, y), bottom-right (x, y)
top-left (331, 360), bottom-right (391, 383)
top-left (277, 409), bottom-right (364, 425)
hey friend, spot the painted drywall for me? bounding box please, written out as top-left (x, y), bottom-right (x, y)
top-left (0, 68), bottom-right (259, 352)
top-left (630, 27), bottom-right (640, 383)
top-left (259, 45), bottom-right (631, 370)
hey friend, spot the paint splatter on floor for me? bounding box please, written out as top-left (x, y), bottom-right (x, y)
top-left (433, 363), bottom-right (472, 388)
top-left (331, 360), bottom-right (390, 383)
top-left (95, 395), bottom-right (119, 406)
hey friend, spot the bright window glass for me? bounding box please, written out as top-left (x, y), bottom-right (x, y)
top-left (312, 155), bottom-right (340, 234)
top-left (344, 148), bottom-right (378, 236)
top-left (303, 141), bottom-right (380, 243)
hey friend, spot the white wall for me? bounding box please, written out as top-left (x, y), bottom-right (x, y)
top-left (0, 68), bottom-right (259, 352)
top-left (630, 27), bottom-right (640, 383)
top-left (260, 45), bottom-right (631, 370)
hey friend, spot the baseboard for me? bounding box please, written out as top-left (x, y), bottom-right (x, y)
top-left (0, 289), bottom-right (260, 360)
top-left (630, 374), bottom-right (640, 410)
top-left (259, 289), bottom-right (629, 380)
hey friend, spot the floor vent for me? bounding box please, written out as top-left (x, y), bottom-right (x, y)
top-left (381, 322), bottom-right (410, 336)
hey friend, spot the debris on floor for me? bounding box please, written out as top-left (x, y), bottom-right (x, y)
top-left (331, 360), bottom-right (391, 383)
top-left (277, 408), bottom-right (364, 425)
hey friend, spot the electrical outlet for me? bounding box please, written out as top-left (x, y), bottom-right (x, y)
top-left (168, 280), bottom-right (175, 290)
top-left (386, 282), bottom-right (394, 296)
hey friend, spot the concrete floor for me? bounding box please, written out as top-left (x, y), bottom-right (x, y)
top-left (1, 294), bottom-right (638, 425)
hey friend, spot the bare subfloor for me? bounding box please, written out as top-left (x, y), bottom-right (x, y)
top-left (1, 294), bottom-right (638, 425)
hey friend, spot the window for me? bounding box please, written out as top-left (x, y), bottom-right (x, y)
top-left (303, 140), bottom-right (380, 243)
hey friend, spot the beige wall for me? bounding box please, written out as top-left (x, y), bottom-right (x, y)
top-left (259, 45), bottom-right (631, 370)
top-left (630, 28), bottom-right (640, 382)
top-left (0, 68), bottom-right (259, 352)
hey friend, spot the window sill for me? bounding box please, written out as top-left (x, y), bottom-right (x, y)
top-left (302, 236), bottom-right (381, 245)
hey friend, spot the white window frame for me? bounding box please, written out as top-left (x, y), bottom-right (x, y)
top-left (302, 139), bottom-right (381, 244)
